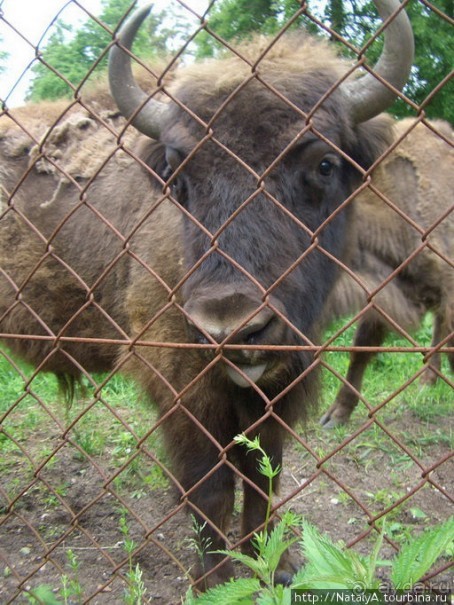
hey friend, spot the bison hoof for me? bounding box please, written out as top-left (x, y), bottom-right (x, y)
top-left (274, 550), bottom-right (299, 586)
top-left (320, 408), bottom-right (349, 428)
top-left (419, 368), bottom-right (438, 386)
top-left (274, 569), bottom-right (294, 586)
top-left (193, 559), bottom-right (234, 591)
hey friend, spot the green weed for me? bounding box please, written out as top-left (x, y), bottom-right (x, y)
top-left (25, 549), bottom-right (84, 605)
top-left (186, 516), bottom-right (214, 589)
top-left (142, 463), bottom-right (169, 491)
top-left (185, 435), bottom-right (454, 603)
top-left (25, 585), bottom-right (62, 605)
top-left (60, 549), bottom-right (83, 604)
top-left (293, 516), bottom-right (454, 591)
top-left (119, 509), bottom-right (148, 605)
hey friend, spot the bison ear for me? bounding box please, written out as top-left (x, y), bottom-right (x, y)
top-left (137, 139), bottom-right (169, 180)
top-left (348, 114), bottom-right (395, 171)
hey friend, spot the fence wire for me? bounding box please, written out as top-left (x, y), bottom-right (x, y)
top-left (0, 0), bottom-right (453, 603)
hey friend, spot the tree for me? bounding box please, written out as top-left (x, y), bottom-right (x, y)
top-left (326, 0), bottom-right (347, 36)
top-left (27, 0), bottom-right (169, 102)
top-left (195, 0), bottom-right (279, 58)
top-left (0, 36), bottom-right (8, 76)
top-left (323, 0), bottom-right (453, 122)
top-left (399, 0), bottom-right (453, 122)
top-left (194, 0), bottom-right (453, 122)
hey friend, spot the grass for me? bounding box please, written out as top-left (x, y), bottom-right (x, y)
top-left (304, 313), bottom-right (454, 470)
top-left (0, 314), bottom-right (452, 602)
top-left (1, 311), bottom-right (451, 434)
top-left (1, 313), bottom-right (452, 494)
top-left (0, 348), bottom-right (170, 505)
top-left (319, 313), bottom-right (453, 425)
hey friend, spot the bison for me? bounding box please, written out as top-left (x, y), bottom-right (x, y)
top-left (320, 118), bottom-right (453, 428)
top-left (0, 0), bottom-right (414, 588)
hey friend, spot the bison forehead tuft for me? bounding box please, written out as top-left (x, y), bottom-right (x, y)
top-left (165, 34), bottom-right (351, 150)
top-left (171, 33), bottom-right (348, 104)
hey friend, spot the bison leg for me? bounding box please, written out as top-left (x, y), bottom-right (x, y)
top-left (239, 421), bottom-right (297, 585)
top-left (320, 318), bottom-right (387, 427)
top-left (177, 447), bottom-right (235, 589)
top-left (420, 311), bottom-right (453, 385)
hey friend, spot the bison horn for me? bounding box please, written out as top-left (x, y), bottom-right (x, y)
top-left (109, 0), bottom-right (414, 137)
top-left (343, 0), bottom-right (414, 123)
top-left (108, 4), bottom-right (167, 140)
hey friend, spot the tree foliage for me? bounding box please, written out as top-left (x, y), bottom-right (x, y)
top-left (194, 0), bottom-right (279, 58)
top-left (325, 0), bottom-right (453, 122)
top-left (26, 0), bottom-right (452, 121)
top-left (195, 0), bottom-right (453, 122)
top-left (26, 0), bottom-right (168, 102)
top-left (402, 0), bottom-right (453, 122)
top-left (0, 36), bottom-right (8, 75)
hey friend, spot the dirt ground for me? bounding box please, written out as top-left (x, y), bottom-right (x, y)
top-left (0, 402), bottom-right (453, 604)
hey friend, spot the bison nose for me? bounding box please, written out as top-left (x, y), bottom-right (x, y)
top-left (184, 300), bottom-right (279, 346)
top-left (183, 291), bottom-right (289, 388)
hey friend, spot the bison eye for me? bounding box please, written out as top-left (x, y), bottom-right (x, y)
top-left (165, 147), bottom-right (183, 171)
top-left (318, 159), bottom-right (335, 177)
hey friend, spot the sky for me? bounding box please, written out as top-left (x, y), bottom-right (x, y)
top-left (0, 0), bottom-right (208, 107)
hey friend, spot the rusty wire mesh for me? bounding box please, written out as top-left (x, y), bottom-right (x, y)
top-left (0, 0), bottom-right (453, 603)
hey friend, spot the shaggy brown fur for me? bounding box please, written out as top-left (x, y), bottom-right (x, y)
top-left (1, 32), bottom-right (397, 588)
top-left (320, 119), bottom-right (454, 427)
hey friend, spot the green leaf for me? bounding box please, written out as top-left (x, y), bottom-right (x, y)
top-left (183, 577), bottom-right (260, 604)
top-left (409, 508), bottom-right (428, 520)
top-left (297, 521), bottom-right (369, 587)
top-left (261, 521), bottom-right (298, 574)
top-left (292, 520), bottom-right (384, 589)
top-left (234, 434), bottom-right (261, 452)
top-left (216, 550), bottom-right (268, 579)
top-left (391, 517), bottom-right (454, 589)
top-left (257, 584), bottom-right (292, 605)
top-left (28, 585), bottom-right (62, 605)
top-left (258, 457), bottom-right (281, 479)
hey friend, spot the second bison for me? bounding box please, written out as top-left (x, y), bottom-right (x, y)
top-left (321, 119), bottom-right (453, 428)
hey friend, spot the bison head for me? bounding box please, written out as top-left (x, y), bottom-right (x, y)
top-left (108, 1), bottom-right (413, 392)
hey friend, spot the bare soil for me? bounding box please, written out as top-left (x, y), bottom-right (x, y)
top-left (1, 404), bottom-right (453, 604)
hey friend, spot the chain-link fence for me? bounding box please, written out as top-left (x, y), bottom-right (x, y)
top-left (0, 0), bottom-right (452, 603)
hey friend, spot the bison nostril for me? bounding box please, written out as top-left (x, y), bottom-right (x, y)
top-left (245, 325), bottom-right (267, 345)
top-left (246, 333), bottom-right (257, 345)
top-left (184, 293), bottom-right (287, 347)
top-left (187, 323), bottom-right (214, 346)
top-left (194, 332), bottom-right (210, 346)
top-left (239, 313), bottom-right (277, 345)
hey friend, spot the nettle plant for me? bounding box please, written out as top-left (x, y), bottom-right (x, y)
top-left (184, 435), bottom-right (454, 605)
